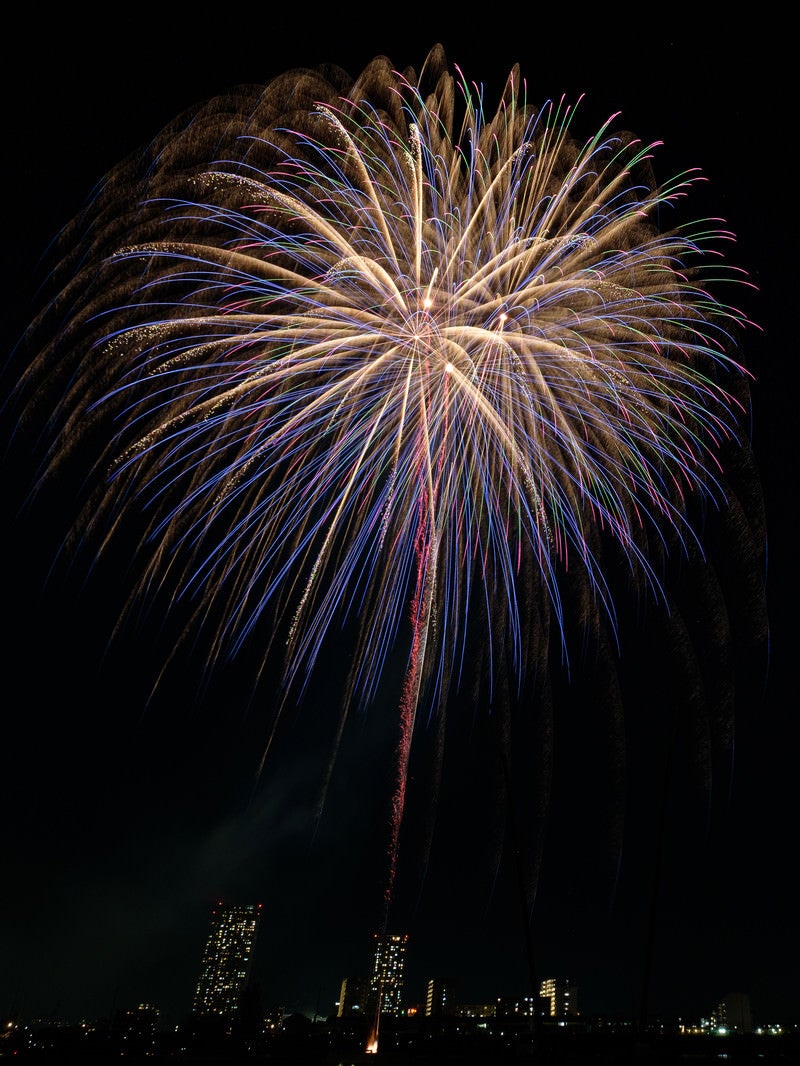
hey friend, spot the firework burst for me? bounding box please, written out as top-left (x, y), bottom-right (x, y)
top-left (15, 45), bottom-right (761, 924)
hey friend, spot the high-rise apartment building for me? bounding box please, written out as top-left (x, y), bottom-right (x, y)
top-left (711, 992), bottom-right (752, 1033)
top-left (425, 977), bottom-right (456, 1018)
top-left (368, 933), bottom-right (409, 1017)
top-left (539, 976), bottom-right (578, 1018)
top-left (337, 975), bottom-right (371, 1018)
top-left (192, 901), bottom-right (262, 1019)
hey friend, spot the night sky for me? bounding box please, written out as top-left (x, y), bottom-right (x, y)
top-left (1, 14), bottom-right (794, 1031)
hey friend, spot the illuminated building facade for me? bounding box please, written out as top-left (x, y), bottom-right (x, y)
top-left (496, 995), bottom-right (539, 1019)
top-left (192, 901), bottom-right (262, 1019)
top-left (453, 1003), bottom-right (496, 1018)
top-left (368, 933), bottom-right (409, 1017)
top-left (539, 977), bottom-right (578, 1018)
top-left (425, 977), bottom-right (456, 1018)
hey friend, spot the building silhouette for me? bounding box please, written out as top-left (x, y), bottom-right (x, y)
top-left (337, 976), bottom-right (371, 1018)
top-left (368, 933), bottom-right (409, 1017)
top-left (192, 901), bottom-right (262, 1020)
top-left (708, 992), bottom-right (753, 1034)
top-left (113, 1004), bottom-right (159, 1055)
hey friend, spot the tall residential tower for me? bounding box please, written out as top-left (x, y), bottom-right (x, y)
top-left (539, 976), bottom-right (578, 1018)
top-left (368, 933), bottom-right (409, 1017)
top-left (192, 901), bottom-right (262, 1020)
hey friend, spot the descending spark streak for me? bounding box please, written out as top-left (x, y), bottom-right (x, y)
top-left (385, 512), bottom-right (432, 923)
top-left (16, 46), bottom-right (758, 926)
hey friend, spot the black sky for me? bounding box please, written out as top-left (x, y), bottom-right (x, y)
top-left (1, 14), bottom-right (794, 1030)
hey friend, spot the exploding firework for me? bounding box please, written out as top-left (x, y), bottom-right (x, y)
top-left (14, 45), bottom-right (763, 925)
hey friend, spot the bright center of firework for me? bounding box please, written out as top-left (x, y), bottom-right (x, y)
top-left (401, 294), bottom-right (451, 372)
top-left (407, 307), bottom-right (437, 342)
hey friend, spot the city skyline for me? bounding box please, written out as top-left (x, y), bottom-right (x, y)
top-left (1, 901), bottom-right (773, 1034)
top-left (6, 964), bottom-right (792, 1066)
top-left (2, 13), bottom-right (794, 1036)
